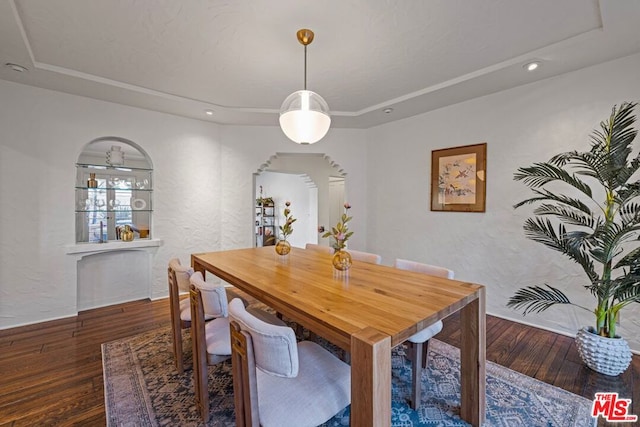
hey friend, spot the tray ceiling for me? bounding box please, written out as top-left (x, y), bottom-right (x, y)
top-left (1, 0), bottom-right (639, 128)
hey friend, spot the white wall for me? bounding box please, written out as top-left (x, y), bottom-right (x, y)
top-left (365, 53), bottom-right (640, 352)
top-left (1, 51), bottom-right (638, 353)
top-left (0, 79), bottom-right (368, 328)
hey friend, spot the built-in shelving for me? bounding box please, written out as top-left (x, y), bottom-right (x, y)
top-left (75, 163), bottom-right (153, 243)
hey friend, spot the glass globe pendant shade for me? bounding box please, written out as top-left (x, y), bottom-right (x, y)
top-left (279, 90), bottom-right (331, 144)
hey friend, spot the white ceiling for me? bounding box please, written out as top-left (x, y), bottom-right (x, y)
top-left (1, 0), bottom-right (639, 129)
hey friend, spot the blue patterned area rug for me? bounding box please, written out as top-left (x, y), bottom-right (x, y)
top-left (102, 327), bottom-right (595, 426)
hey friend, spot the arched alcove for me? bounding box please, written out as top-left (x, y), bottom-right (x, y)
top-left (71, 136), bottom-right (159, 311)
top-left (254, 153), bottom-right (346, 248)
top-left (75, 137), bottom-right (153, 243)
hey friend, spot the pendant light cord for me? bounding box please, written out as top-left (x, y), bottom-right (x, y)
top-left (303, 45), bottom-right (307, 90)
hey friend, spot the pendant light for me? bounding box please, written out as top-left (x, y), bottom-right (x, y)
top-left (279, 29), bottom-right (331, 145)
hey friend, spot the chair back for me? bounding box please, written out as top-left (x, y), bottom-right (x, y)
top-left (167, 263), bottom-right (182, 330)
top-left (229, 298), bottom-right (298, 377)
top-left (167, 258), bottom-right (192, 373)
top-left (189, 271), bottom-right (228, 317)
top-left (230, 319), bottom-right (260, 427)
top-left (305, 243), bottom-right (333, 254)
top-left (189, 283), bottom-right (209, 418)
top-left (168, 258), bottom-right (193, 292)
top-left (229, 298), bottom-right (351, 427)
top-left (349, 249), bottom-right (382, 265)
top-left (229, 297), bottom-right (299, 427)
top-left (394, 258), bottom-right (454, 279)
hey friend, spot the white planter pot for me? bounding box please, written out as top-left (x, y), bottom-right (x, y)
top-left (575, 327), bottom-right (632, 376)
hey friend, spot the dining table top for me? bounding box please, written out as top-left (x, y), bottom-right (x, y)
top-left (192, 246), bottom-right (484, 350)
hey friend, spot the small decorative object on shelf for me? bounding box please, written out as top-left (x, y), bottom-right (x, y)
top-left (99, 221), bottom-right (107, 243)
top-left (138, 226), bottom-right (149, 238)
top-left (275, 201), bottom-right (296, 256)
top-left (87, 173), bottom-right (98, 188)
top-left (120, 225), bottom-right (134, 242)
top-left (106, 145), bottom-right (124, 166)
top-left (323, 202), bottom-right (353, 271)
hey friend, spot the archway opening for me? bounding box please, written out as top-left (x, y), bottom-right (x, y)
top-left (253, 153), bottom-right (346, 248)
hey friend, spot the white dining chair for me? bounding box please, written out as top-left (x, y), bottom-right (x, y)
top-left (394, 258), bottom-right (454, 409)
top-left (349, 249), bottom-right (382, 264)
top-left (189, 272), bottom-right (285, 420)
top-left (305, 242), bottom-right (334, 254)
top-left (229, 298), bottom-right (351, 427)
top-left (167, 258), bottom-right (200, 373)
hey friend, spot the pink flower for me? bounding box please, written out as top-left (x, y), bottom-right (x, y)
top-left (322, 203), bottom-right (354, 251)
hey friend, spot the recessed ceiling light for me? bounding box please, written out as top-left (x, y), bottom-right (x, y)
top-left (383, 108), bottom-right (394, 114)
top-left (524, 61), bottom-right (541, 72)
top-left (204, 109), bottom-right (214, 116)
top-left (5, 63), bottom-right (28, 72)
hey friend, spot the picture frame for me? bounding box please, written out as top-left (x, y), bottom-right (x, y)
top-left (431, 142), bottom-right (486, 212)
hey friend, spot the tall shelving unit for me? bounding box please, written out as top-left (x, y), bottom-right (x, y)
top-left (255, 200), bottom-right (275, 247)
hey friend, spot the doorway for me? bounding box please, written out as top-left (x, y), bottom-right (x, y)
top-left (253, 153), bottom-right (346, 249)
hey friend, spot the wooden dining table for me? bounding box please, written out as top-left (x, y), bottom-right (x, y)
top-left (192, 246), bottom-right (486, 427)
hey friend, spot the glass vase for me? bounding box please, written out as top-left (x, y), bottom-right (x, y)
top-left (275, 240), bottom-right (291, 256)
top-left (332, 249), bottom-right (352, 271)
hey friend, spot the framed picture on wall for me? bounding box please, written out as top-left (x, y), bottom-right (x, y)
top-left (431, 143), bottom-right (486, 212)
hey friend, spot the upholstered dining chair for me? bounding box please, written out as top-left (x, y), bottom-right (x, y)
top-left (348, 249), bottom-right (382, 264)
top-left (394, 258), bottom-right (454, 409)
top-left (304, 242), bottom-right (334, 254)
top-left (189, 273), bottom-right (232, 420)
top-left (189, 273), bottom-right (286, 420)
top-left (228, 298), bottom-right (351, 427)
top-left (168, 258), bottom-right (200, 373)
top-left (169, 258), bottom-right (249, 373)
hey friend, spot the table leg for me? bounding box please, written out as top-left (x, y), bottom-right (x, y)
top-left (351, 327), bottom-right (391, 427)
top-left (460, 288), bottom-right (486, 426)
top-left (191, 256), bottom-right (205, 277)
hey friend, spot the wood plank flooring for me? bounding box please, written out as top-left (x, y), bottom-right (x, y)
top-left (0, 298), bottom-right (637, 426)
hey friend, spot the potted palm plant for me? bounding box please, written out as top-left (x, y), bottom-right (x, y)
top-left (507, 102), bottom-right (639, 376)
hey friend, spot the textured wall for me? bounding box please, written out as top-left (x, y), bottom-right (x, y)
top-left (1, 52), bottom-right (638, 355)
top-left (365, 53), bottom-right (640, 352)
top-left (0, 79), bottom-right (367, 328)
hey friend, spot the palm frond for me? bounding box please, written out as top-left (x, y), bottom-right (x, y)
top-left (613, 281), bottom-right (640, 305)
top-left (616, 181), bottom-right (640, 205)
top-left (614, 246), bottom-right (640, 270)
top-left (514, 189), bottom-right (592, 214)
top-left (514, 163), bottom-right (592, 197)
top-left (620, 201), bottom-right (640, 227)
top-left (523, 218), bottom-right (598, 282)
top-left (557, 150), bottom-right (605, 181)
top-left (534, 204), bottom-right (595, 228)
top-left (507, 285), bottom-right (573, 315)
top-left (548, 151), bottom-right (573, 167)
top-left (591, 222), bottom-right (640, 264)
top-left (590, 102), bottom-right (638, 188)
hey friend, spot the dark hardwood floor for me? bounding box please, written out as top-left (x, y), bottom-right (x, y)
top-left (0, 298), bottom-right (637, 426)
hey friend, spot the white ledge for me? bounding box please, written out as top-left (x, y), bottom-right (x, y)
top-left (66, 239), bottom-right (163, 256)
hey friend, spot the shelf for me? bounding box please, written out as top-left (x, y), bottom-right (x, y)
top-left (75, 186), bottom-right (152, 191)
top-left (66, 238), bottom-right (163, 256)
top-left (75, 209), bottom-right (153, 213)
top-left (76, 163), bottom-right (152, 172)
